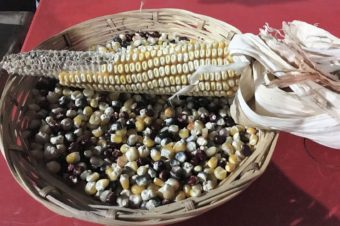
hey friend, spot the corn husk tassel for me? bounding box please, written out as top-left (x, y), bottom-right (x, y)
top-left (229, 20), bottom-right (340, 148)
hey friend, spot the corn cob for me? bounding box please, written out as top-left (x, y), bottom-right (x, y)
top-left (0, 41), bottom-right (240, 97)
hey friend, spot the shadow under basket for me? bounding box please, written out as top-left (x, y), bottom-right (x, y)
top-left (0, 8), bottom-right (278, 226)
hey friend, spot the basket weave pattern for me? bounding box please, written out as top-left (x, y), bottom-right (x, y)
top-left (0, 9), bottom-right (278, 225)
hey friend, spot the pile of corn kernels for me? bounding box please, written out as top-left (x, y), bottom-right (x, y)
top-left (25, 32), bottom-right (259, 209)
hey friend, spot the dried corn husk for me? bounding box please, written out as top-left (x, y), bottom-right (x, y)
top-left (229, 21), bottom-right (340, 148)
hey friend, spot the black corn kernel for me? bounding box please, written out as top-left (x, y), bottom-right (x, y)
top-left (242, 144), bottom-right (252, 157)
top-left (214, 135), bottom-right (226, 145)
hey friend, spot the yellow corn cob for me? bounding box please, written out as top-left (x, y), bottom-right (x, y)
top-left (1, 41), bottom-right (240, 97)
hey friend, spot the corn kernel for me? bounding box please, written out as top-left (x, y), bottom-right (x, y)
top-left (137, 165), bottom-right (149, 176)
top-left (144, 116), bottom-right (153, 126)
top-left (229, 126), bottom-right (239, 136)
top-left (92, 127), bottom-right (103, 138)
top-left (90, 99), bottom-right (98, 108)
top-left (214, 166), bottom-right (227, 180)
top-left (232, 140), bottom-right (243, 151)
top-left (126, 147), bottom-right (139, 162)
top-left (107, 171), bottom-right (120, 181)
top-left (148, 183), bottom-right (159, 192)
top-left (160, 184), bottom-right (176, 201)
top-left (236, 125), bottom-right (245, 132)
top-left (225, 162), bottom-right (236, 173)
top-left (160, 147), bottom-right (175, 159)
top-left (126, 161), bottom-right (138, 171)
top-left (86, 172), bottom-right (100, 182)
top-left (97, 138), bottom-right (107, 147)
top-left (73, 114), bottom-right (84, 128)
top-left (221, 142), bottom-right (235, 155)
top-left (205, 146), bottom-right (217, 157)
top-left (183, 184), bottom-right (191, 196)
top-left (229, 154), bottom-right (240, 165)
top-left (135, 119), bottom-right (145, 132)
top-left (249, 134), bottom-right (258, 146)
top-left (131, 184), bottom-right (145, 195)
top-left (233, 132), bottom-right (241, 142)
top-left (116, 128), bottom-right (127, 137)
top-left (190, 184), bottom-right (202, 197)
top-left (95, 179), bottom-right (110, 191)
top-left (150, 149), bottom-right (161, 161)
top-left (85, 182), bottom-right (97, 195)
top-left (83, 106), bottom-right (93, 117)
top-left (179, 128), bottom-right (189, 139)
top-left (138, 146), bottom-right (150, 158)
top-left (173, 140), bottom-right (186, 152)
top-left (203, 168), bottom-right (214, 176)
top-left (117, 155), bottom-right (128, 168)
top-left (175, 191), bottom-right (187, 201)
top-left (164, 107), bottom-right (175, 118)
top-left (89, 112), bottom-right (101, 126)
top-left (111, 134), bottom-right (123, 144)
top-left (143, 136), bottom-right (155, 148)
top-left (187, 121), bottom-right (194, 130)
top-left (66, 152), bottom-right (80, 164)
top-left (120, 144), bottom-right (130, 154)
top-left (194, 165), bottom-right (202, 173)
top-left (120, 174), bottom-right (130, 190)
top-left (246, 127), bottom-right (257, 135)
top-left (153, 178), bottom-right (165, 187)
top-left (207, 156), bottom-right (218, 169)
top-left (165, 178), bottom-right (180, 191)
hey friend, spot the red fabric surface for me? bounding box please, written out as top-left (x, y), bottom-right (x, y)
top-left (1, 0), bottom-right (340, 225)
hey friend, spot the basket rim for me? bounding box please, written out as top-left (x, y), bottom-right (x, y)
top-left (35, 8), bottom-right (242, 49)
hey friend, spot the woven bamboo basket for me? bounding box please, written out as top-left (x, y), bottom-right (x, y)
top-left (0, 9), bottom-right (278, 225)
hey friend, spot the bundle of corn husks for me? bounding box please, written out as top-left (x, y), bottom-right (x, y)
top-left (229, 21), bottom-right (340, 148)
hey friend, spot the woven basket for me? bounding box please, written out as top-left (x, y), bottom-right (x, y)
top-left (0, 9), bottom-right (278, 225)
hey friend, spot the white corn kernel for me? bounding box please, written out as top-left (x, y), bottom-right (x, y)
top-left (125, 147), bottom-right (139, 162)
top-left (86, 172), bottom-right (100, 182)
top-left (214, 166), bottom-right (227, 180)
top-left (190, 184), bottom-right (202, 197)
top-left (137, 165), bottom-right (149, 176)
top-left (85, 182), bottom-right (97, 195)
top-left (159, 184), bottom-right (175, 201)
top-left (165, 178), bottom-right (180, 191)
top-left (95, 179), bottom-right (110, 191)
top-left (249, 134), bottom-right (258, 145)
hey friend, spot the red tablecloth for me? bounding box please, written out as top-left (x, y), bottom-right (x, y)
top-left (2, 0), bottom-right (340, 225)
